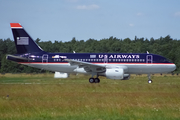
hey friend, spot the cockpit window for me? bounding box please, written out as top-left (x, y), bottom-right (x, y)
top-left (159, 57), bottom-right (171, 63)
top-left (160, 58), bottom-right (167, 62)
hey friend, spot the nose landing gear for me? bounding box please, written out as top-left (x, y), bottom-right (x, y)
top-left (148, 74), bottom-right (153, 83)
top-left (148, 79), bottom-right (153, 83)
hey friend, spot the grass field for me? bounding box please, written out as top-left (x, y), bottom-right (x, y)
top-left (0, 73), bottom-right (180, 120)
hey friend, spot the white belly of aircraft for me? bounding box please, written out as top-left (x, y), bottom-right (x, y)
top-left (21, 63), bottom-right (175, 74)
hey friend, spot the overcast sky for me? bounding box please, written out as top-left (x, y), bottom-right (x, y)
top-left (0, 0), bottom-right (180, 41)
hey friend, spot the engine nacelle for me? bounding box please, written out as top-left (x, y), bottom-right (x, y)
top-left (105, 68), bottom-right (124, 79)
top-left (121, 74), bottom-right (130, 80)
top-left (105, 69), bottom-right (130, 80)
top-left (54, 72), bottom-right (69, 78)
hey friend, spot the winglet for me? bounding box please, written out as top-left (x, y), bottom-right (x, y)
top-left (10, 23), bottom-right (23, 28)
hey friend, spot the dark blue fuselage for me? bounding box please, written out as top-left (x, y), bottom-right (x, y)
top-left (8, 52), bottom-right (172, 64)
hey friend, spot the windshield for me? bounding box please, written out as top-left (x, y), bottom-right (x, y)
top-left (159, 57), bottom-right (171, 63)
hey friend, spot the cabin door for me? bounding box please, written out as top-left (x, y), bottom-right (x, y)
top-left (42, 54), bottom-right (48, 63)
top-left (146, 55), bottom-right (153, 64)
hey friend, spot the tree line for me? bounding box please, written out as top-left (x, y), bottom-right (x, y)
top-left (0, 35), bottom-right (180, 73)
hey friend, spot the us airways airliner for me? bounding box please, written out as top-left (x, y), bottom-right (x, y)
top-left (7, 23), bottom-right (176, 83)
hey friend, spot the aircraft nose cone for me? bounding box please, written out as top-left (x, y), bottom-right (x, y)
top-left (173, 64), bottom-right (176, 70)
top-left (171, 64), bottom-right (176, 71)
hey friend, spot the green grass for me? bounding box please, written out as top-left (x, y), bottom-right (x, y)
top-left (0, 74), bottom-right (180, 120)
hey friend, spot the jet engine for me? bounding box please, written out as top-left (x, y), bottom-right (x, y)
top-left (105, 69), bottom-right (130, 80)
top-left (121, 74), bottom-right (130, 80)
top-left (54, 72), bottom-right (69, 78)
top-left (105, 68), bottom-right (124, 79)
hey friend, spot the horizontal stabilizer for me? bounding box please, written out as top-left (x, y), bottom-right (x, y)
top-left (6, 54), bottom-right (33, 62)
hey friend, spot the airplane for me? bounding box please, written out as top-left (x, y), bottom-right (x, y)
top-left (7, 23), bottom-right (176, 83)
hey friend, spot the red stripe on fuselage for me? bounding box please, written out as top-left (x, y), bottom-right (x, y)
top-left (18, 62), bottom-right (174, 65)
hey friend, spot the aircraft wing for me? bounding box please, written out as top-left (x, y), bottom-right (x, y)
top-left (65, 59), bottom-right (106, 73)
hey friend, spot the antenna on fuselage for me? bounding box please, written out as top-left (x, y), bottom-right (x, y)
top-left (147, 51), bottom-right (149, 54)
top-left (73, 51), bottom-right (76, 53)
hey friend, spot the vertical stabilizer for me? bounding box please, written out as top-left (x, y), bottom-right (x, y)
top-left (10, 23), bottom-right (43, 54)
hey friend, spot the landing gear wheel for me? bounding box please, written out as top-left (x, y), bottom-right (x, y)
top-left (94, 78), bottom-right (100, 83)
top-left (89, 78), bottom-right (95, 83)
top-left (147, 74), bottom-right (153, 84)
top-left (148, 79), bottom-right (153, 84)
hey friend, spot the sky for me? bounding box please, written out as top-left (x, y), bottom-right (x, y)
top-left (0, 0), bottom-right (180, 42)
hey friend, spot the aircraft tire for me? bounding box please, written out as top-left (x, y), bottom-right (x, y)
top-left (148, 79), bottom-right (153, 84)
top-left (95, 78), bottom-right (100, 83)
top-left (89, 78), bottom-right (95, 83)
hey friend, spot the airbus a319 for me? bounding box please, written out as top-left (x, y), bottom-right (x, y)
top-left (7, 23), bottom-right (176, 83)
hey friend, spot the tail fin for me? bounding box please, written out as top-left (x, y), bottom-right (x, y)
top-left (10, 23), bottom-right (43, 54)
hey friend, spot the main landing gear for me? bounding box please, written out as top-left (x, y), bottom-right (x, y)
top-left (89, 77), bottom-right (100, 83)
top-left (148, 74), bottom-right (153, 83)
